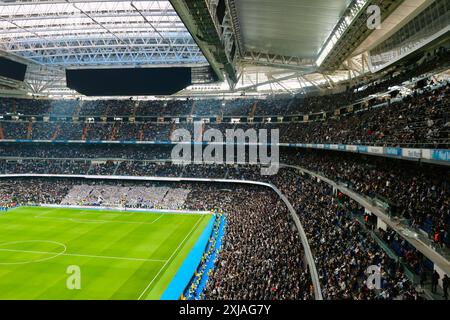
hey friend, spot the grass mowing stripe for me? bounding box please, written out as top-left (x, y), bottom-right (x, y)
top-left (137, 216), bottom-right (204, 300)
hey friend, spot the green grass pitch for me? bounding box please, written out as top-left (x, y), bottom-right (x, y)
top-left (0, 206), bottom-right (212, 300)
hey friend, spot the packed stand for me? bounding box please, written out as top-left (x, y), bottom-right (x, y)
top-left (187, 184), bottom-right (313, 300)
top-left (271, 169), bottom-right (421, 299)
top-left (282, 149), bottom-right (450, 247)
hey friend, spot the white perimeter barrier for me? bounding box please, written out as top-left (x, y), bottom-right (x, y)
top-left (39, 203), bottom-right (210, 215)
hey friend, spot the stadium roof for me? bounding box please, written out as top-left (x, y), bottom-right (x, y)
top-left (235, 0), bottom-right (351, 59)
top-left (0, 0), bottom-right (207, 67)
top-left (0, 0), bottom-right (435, 97)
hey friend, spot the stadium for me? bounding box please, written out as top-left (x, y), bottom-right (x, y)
top-left (0, 0), bottom-right (449, 304)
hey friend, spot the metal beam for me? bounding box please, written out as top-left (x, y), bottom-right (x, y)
top-left (317, 0), bottom-right (405, 71)
top-left (237, 71), bottom-right (303, 92)
top-left (242, 51), bottom-right (316, 72)
top-left (0, 0), bottom-right (208, 67)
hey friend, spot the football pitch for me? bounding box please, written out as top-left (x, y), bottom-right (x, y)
top-left (0, 206), bottom-right (212, 300)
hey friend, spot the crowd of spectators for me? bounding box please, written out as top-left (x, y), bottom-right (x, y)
top-left (0, 178), bottom-right (76, 204)
top-left (0, 177), bottom-right (316, 299)
top-left (272, 169), bottom-right (421, 299)
top-left (77, 100), bottom-right (102, 116)
top-left (1, 121), bottom-right (29, 139)
top-left (115, 161), bottom-right (183, 177)
top-left (85, 123), bottom-right (113, 141)
top-left (141, 123), bottom-right (171, 141)
top-left (193, 99), bottom-right (223, 117)
top-left (61, 184), bottom-right (189, 209)
top-left (0, 143), bottom-right (172, 160)
top-left (0, 142), bottom-right (448, 245)
top-left (0, 171), bottom-right (428, 299)
top-left (282, 149), bottom-right (450, 246)
top-left (0, 158), bottom-right (91, 175)
top-left (48, 100), bottom-right (80, 117)
top-left (222, 99), bottom-right (256, 116)
top-left (184, 211), bottom-right (225, 300)
top-left (0, 49), bottom-right (448, 123)
top-left (378, 227), bottom-right (426, 277)
top-left (279, 82), bottom-right (450, 148)
top-left (0, 142), bottom-right (448, 242)
top-left (0, 48), bottom-right (448, 300)
top-left (0, 78), bottom-right (447, 147)
top-left (287, 48), bottom-right (449, 115)
top-left (135, 100), bottom-right (165, 116)
top-left (0, 98), bottom-right (51, 116)
top-left (88, 161), bottom-right (118, 175)
top-left (255, 97), bottom-right (291, 116)
top-left (55, 122), bottom-right (84, 140)
top-left (165, 100), bottom-right (192, 116)
top-left (31, 122), bottom-right (57, 140)
top-left (0, 76), bottom-right (448, 300)
top-left (186, 184), bottom-right (313, 299)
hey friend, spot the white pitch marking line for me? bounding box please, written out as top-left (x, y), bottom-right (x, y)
top-left (150, 214), bottom-right (164, 224)
top-left (0, 248), bottom-right (167, 263)
top-left (34, 215), bottom-right (165, 226)
top-left (137, 216), bottom-right (204, 300)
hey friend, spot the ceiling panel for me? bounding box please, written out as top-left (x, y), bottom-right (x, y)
top-left (235, 0), bottom-right (352, 58)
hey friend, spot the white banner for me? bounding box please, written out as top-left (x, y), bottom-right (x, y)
top-left (368, 146), bottom-right (383, 154)
top-left (402, 148), bottom-right (421, 159)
